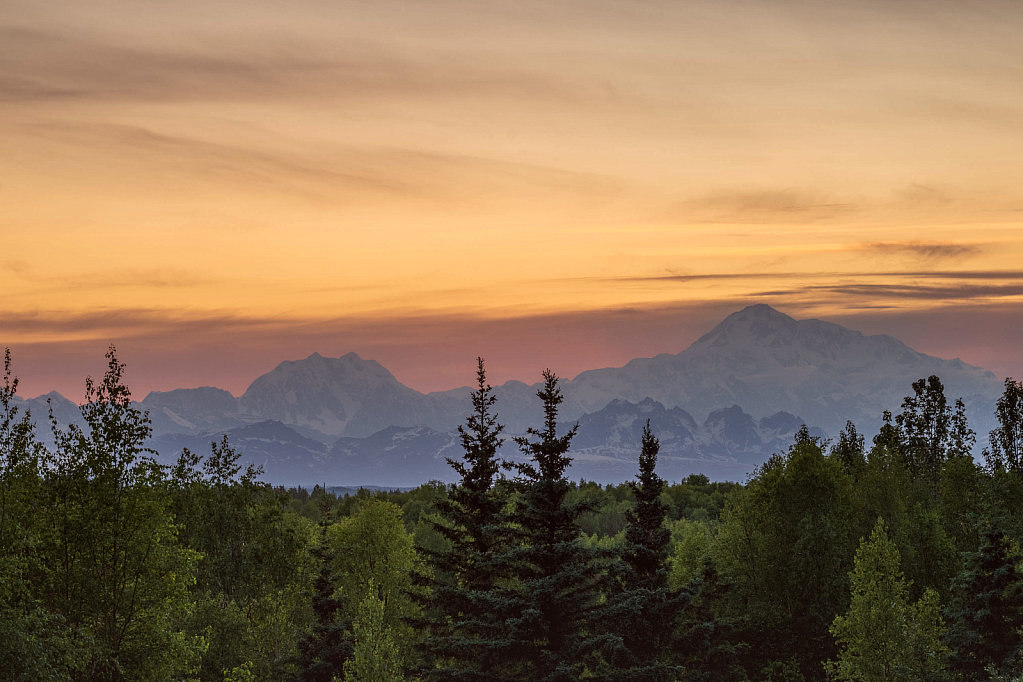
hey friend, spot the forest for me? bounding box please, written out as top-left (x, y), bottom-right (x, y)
top-left (2, 348), bottom-right (1022, 682)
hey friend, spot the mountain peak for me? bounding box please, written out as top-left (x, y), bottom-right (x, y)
top-left (736, 303), bottom-right (789, 319)
top-left (716, 303), bottom-right (794, 328)
top-left (692, 303), bottom-right (799, 348)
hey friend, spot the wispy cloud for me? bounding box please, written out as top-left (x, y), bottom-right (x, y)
top-left (753, 282), bottom-right (1023, 301)
top-left (0, 26), bottom-right (573, 105)
top-left (856, 241), bottom-right (982, 261)
top-left (677, 188), bottom-right (858, 224)
top-left (18, 120), bottom-right (619, 205)
top-left (605, 269), bottom-right (1023, 284)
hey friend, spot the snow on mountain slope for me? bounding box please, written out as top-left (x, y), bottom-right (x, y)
top-left (10, 304), bottom-right (1004, 481)
top-left (238, 352), bottom-right (457, 438)
top-left (560, 304), bottom-right (1001, 436)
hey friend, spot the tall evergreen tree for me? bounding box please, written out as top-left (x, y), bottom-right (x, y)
top-left (296, 501), bottom-right (353, 682)
top-left (497, 370), bottom-right (607, 682)
top-left (417, 358), bottom-right (511, 681)
top-left (598, 421), bottom-right (688, 681)
top-left (945, 525), bottom-right (1023, 680)
top-left (601, 420), bottom-right (743, 681)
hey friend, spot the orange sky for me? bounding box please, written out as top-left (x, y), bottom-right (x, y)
top-left (2, 0), bottom-right (1023, 398)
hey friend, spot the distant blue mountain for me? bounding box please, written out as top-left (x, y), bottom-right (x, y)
top-left (11, 304), bottom-right (1003, 486)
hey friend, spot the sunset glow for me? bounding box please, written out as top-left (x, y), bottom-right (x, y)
top-left (4, 0), bottom-right (1023, 397)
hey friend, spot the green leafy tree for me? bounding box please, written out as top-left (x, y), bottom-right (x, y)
top-left (873, 411), bottom-right (903, 455)
top-left (171, 435), bottom-right (317, 681)
top-left (895, 376), bottom-right (975, 484)
top-left (829, 518), bottom-right (947, 682)
top-left (832, 421), bottom-right (867, 478)
top-left (329, 498), bottom-right (421, 675)
top-left (715, 432), bottom-right (858, 680)
top-left (0, 349), bottom-right (78, 681)
top-left (852, 436), bottom-right (964, 600)
top-left (945, 525), bottom-right (1023, 680)
top-left (344, 583), bottom-right (405, 682)
top-left (984, 378), bottom-right (1023, 473)
top-left (41, 347), bottom-right (202, 681)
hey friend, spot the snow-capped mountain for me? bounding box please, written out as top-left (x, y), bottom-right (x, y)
top-left (8, 304), bottom-right (1006, 484)
top-left (145, 398), bottom-right (810, 486)
top-left (558, 304), bottom-right (1001, 437)
top-left (237, 352), bottom-right (464, 438)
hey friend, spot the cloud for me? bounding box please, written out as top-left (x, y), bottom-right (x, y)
top-left (2, 267), bottom-right (217, 295)
top-left (0, 26), bottom-right (572, 105)
top-left (855, 241), bottom-right (983, 261)
top-left (1, 260), bottom-right (30, 275)
top-left (753, 282), bottom-right (1023, 301)
top-left (678, 188), bottom-right (858, 224)
top-left (607, 269), bottom-right (1023, 284)
top-left (668, 181), bottom-right (1023, 226)
top-left (16, 119), bottom-right (620, 205)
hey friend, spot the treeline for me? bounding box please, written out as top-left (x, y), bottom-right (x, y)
top-left (2, 349), bottom-right (1023, 681)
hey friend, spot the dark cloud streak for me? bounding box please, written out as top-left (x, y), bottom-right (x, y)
top-left (857, 241), bottom-right (982, 260)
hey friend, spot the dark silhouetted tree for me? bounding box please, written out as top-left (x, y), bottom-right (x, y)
top-left (945, 525), bottom-right (1023, 680)
top-left (599, 420), bottom-right (689, 681)
top-left (497, 370), bottom-right (607, 682)
top-left (417, 357), bottom-right (513, 681)
top-left (296, 502), bottom-right (354, 682)
top-left (832, 421), bottom-right (866, 477)
top-left (984, 378), bottom-right (1023, 473)
top-left (895, 376), bottom-right (975, 484)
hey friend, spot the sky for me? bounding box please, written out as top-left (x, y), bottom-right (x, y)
top-left (2, 0), bottom-right (1023, 399)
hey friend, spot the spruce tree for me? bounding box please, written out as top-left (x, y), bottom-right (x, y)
top-left (417, 358), bottom-right (511, 681)
top-left (497, 370), bottom-right (607, 682)
top-left (945, 525), bottom-right (1023, 680)
top-left (598, 420), bottom-right (688, 681)
top-left (297, 501), bottom-right (353, 682)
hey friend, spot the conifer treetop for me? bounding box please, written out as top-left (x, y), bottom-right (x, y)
top-left (510, 369), bottom-right (578, 482)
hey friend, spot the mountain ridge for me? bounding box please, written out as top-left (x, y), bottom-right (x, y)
top-left (13, 305), bottom-right (1005, 481)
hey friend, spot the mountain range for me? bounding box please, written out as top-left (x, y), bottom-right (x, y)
top-left (10, 304), bottom-right (1005, 486)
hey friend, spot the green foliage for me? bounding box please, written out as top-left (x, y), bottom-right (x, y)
top-left (833, 421), bottom-right (867, 478)
top-left (894, 376), bottom-right (975, 485)
top-left (945, 525), bottom-right (1023, 680)
top-left (296, 515), bottom-right (354, 682)
top-left (416, 358), bottom-right (516, 681)
top-left (715, 434), bottom-right (858, 680)
top-left (598, 420), bottom-right (690, 680)
top-left (3, 348), bottom-right (1023, 682)
top-left (829, 518), bottom-right (947, 682)
top-left (39, 347), bottom-right (203, 681)
top-left (496, 370), bottom-right (608, 682)
top-left (344, 583), bottom-right (406, 682)
top-left (171, 435), bottom-right (318, 681)
top-left (985, 378), bottom-right (1023, 473)
top-left (667, 519), bottom-right (716, 590)
top-left (329, 498), bottom-right (421, 672)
